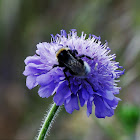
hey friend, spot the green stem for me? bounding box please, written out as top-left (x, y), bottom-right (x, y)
top-left (37, 103), bottom-right (60, 140)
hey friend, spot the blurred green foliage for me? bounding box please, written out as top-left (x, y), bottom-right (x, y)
top-left (117, 104), bottom-right (140, 133)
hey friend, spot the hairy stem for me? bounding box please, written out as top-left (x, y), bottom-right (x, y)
top-left (37, 102), bottom-right (60, 140)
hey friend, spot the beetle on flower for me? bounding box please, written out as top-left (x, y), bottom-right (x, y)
top-left (23, 29), bottom-right (124, 118)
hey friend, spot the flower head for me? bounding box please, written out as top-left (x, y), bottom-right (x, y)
top-left (23, 29), bottom-right (124, 118)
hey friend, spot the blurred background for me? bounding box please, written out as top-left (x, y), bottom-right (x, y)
top-left (0, 0), bottom-right (140, 139)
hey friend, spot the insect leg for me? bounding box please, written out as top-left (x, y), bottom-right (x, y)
top-left (52, 64), bottom-right (59, 68)
top-left (71, 49), bottom-right (78, 55)
top-left (78, 54), bottom-right (94, 60)
top-left (63, 68), bottom-right (73, 93)
top-left (48, 64), bottom-right (59, 71)
top-left (67, 49), bottom-right (78, 57)
top-left (85, 78), bottom-right (97, 92)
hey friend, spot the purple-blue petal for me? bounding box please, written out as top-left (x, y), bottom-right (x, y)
top-left (65, 96), bottom-right (71, 104)
top-left (87, 101), bottom-right (93, 117)
top-left (81, 88), bottom-right (89, 101)
top-left (71, 83), bottom-right (79, 95)
top-left (78, 89), bottom-right (85, 107)
top-left (36, 72), bottom-right (54, 86)
top-left (23, 63), bottom-right (47, 76)
top-left (24, 55), bottom-right (42, 65)
top-left (26, 75), bottom-right (37, 89)
top-left (64, 94), bottom-right (79, 114)
top-left (53, 81), bottom-right (71, 105)
top-left (94, 95), bottom-right (114, 118)
top-left (104, 97), bottom-right (121, 109)
top-left (96, 90), bottom-right (115, 100)
top-left (61, 29), bottom-right (67, 37)
top-left (84, 80), bottom-right (94, 95)
top-left (38, 81), bottom-right (57, 98)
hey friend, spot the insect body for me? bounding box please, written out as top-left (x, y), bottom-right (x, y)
top-left (55, 47), bottom-right (91, 78)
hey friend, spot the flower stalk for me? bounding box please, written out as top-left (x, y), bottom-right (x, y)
top-left (37, 102), bottom-right (60, 140)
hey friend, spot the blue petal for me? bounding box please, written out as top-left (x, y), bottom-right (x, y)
top-left (23, 63), bottom-right (46, 76)
top-left (96, 90), bottom-right (115, 100)
top-left (24, 55), bottom-right (42, 65)
top-left (71, 83), bottom-right (79, 95)
top-left (38, 81), bottom-right (57, 98)
top-left (71, 29), bottom-right (77, 32)
top-left (104, 97), bottom-right (121, 109)
top-left (65, 96), bottom-right (71, 104)
top-left (61, 29), bottom-right (67, 37)
top-left (87, 101), bottom-right (92, 117)
top-left (36, 72), bottom-right (53, 86)
top-left (81, 88), bottom-right (89, 101)
top-left (64, 94), bottom-right (79, 114)
top-left (84, 80), bottom-right (94, 95)
top-left (26, 75), bottom-right (37, 89)
top-left (53, 81), bottom-right (71, 105)
top-left (78, 89), bottom-right (85, 107)
top-left (94, 95), bottom-right (114, 118)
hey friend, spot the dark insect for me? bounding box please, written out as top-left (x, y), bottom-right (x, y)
top-left (52, 47), bottom-right (94, 92)
top-left (56, 47), bottom-right (91, 77)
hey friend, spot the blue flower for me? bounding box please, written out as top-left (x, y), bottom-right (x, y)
top-left (23, 29), bottom-right (124, 118)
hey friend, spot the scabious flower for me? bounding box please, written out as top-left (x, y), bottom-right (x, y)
top-left (23, 29), bottom-right (124, 118)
